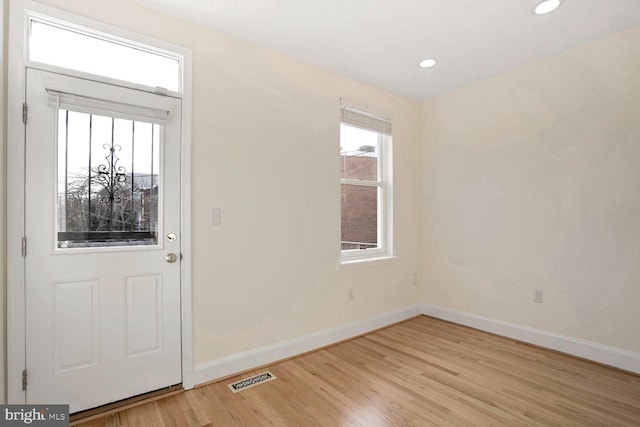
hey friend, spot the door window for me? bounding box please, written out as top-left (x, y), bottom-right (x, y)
top-left (56, 109), bottom-right (161, 248)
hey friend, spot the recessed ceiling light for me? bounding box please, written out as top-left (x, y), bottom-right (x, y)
top-left (419, 58), bottom-right (437, 69)
top-left (534, 0), bottom-right (561, 15)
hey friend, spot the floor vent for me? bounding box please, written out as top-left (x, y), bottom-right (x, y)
top-left (228, 371), bottom-right (277, 393)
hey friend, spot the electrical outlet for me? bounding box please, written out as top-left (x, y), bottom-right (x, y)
top-left (412, 273), bottom-right (418, 286)
top-left (533, 289), bottom-right (543, 304)
top-left (348, 288), bottom-right (354, 301)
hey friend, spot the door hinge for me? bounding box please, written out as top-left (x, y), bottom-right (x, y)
top-left (22, 369), bottom-right (27, 391)
top-left (22, 103), bottom-right (28, 124)
top-left (22, 237), bottom-right (27, 257)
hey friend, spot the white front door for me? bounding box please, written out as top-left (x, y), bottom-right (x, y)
top-left (24, 68), bottom-right (182, 413)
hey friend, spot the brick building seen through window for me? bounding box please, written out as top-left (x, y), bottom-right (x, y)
top-left (340, 147), bottom-right (378, 250)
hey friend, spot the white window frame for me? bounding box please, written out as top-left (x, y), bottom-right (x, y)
top-left (6, 0), bottom-right (194, 403)
top-left (25, 13), bottom-right (183, 94)
top-left (340, 106), bottom-right (393, 265)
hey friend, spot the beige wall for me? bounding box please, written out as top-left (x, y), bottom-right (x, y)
top-left (4, 0), bottom-right (638, 400)
top-left (21, 0), bottom-right (422, 367)
top-left (422, 25), bottom-right (640, 353)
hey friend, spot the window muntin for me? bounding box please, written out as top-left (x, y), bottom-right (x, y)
top-left (29, 19), bottom-right (181, 92)
top-left (340, 107), bottom-right (391, 260)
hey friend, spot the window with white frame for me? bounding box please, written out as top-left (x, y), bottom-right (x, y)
top-left (28, 17), bottom-right (182, 92)
top-left (340, 106), bottom-right (392, 261)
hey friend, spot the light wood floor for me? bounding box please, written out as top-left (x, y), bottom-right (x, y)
top-left (76, 316), bottom-right (640, 426)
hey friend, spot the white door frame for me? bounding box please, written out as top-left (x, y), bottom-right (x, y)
top-left (6, 0), bottom-right (194, 403)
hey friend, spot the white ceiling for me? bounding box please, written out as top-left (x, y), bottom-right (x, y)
top-left (129, 0), bottom-right (640, 100)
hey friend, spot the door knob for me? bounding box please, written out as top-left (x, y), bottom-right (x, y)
top-left (166, 253), bottom-right (178, 263)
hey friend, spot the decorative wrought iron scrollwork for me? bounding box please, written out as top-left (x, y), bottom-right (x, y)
top-left (95, 143), bottom-right (127, 204)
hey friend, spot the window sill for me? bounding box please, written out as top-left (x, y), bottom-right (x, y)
top-left (338, 255), bottom-right (398, 270)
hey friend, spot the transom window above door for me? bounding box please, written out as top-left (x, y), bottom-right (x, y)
top-left (28, 17), bottom-right (182, 92)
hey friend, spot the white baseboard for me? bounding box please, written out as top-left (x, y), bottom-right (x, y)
top-left (194, 302), bottom-right (640, 386)
top-left (194, 304), bottom-right (423, 385)
top-left (422, 303), bottom-right (640, 374)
